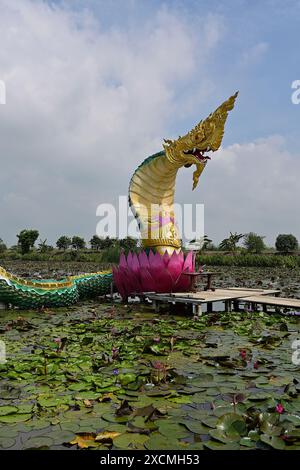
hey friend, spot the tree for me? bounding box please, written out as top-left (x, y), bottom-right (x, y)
top-left (219, 232), bottom-right (244, 254)
top-left (0, 238), bottom-right (7, 254)
top-left (90, 235), bottom-right (103, 251)
top-left (38, 239), bottom-right (53, 253)
top-left (275, 234), bottom-right (298, 253)
top-left (71, 236), bottom-right (86, 250)
top-left (103, 236), bottom-right (117, 248)
top-left (17, 229), bottom-right (39, 254)
top-left (56, 236), bottom-right (71, 251)
top-left (119, 237), bottom-right (137, 251)
top-left (243, 232), bottom-right (265, 254)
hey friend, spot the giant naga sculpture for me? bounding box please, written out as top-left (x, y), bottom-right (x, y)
top-left (0, 93), bottom-right (238, 308)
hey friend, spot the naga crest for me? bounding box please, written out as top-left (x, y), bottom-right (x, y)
top-left (163, 91), bottom-right (238, 189)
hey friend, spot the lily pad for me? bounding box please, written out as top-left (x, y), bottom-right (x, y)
top-left (22, 436), bottom-right (54, 449)
top-left (0, 413), bottom-right (31, 423)
top-left (0, 405), bottom-right (18, 416)
top-left (113, 432), bottom-right (149, 449)
top-left (260, 434), bottom-right (286, 450)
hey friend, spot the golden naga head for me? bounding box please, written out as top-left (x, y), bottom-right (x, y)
top-left (163, 92), bottom-right (238, 190)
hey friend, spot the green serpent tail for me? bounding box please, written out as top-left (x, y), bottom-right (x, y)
top-left (0, 266), bottom-right (112, 309)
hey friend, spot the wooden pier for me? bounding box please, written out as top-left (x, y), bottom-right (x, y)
top-left (146, 287), bottom-right (300, 315)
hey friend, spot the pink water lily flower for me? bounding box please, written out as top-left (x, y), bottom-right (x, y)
top-left (113, 250), bottom-right (196, 300)
top-left (276, 403), bottom-right (284, 414)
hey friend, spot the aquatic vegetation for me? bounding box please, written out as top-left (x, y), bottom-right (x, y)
top-left (0, 283), bottom-right (300, 450)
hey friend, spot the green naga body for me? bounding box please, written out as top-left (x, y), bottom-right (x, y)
top-left (0, 266), bottom-right (112, 309)
top-left (0, 93), bottom-right (237, 309)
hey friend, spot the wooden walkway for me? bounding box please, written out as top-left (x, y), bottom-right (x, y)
top-left (240, 295), bottom-right (300, 311)
top-left (145, 287), bottom-right (300, 315)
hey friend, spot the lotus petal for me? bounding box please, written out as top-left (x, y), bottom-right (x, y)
top-left (112, 266), bottom-right (127, 300)
top-left (174, 269), bottom-right (192, 291)
top-left (119, 252), bottom-right (128, 269)
top-left (127, 251), bottom-right (134, 269)
top-left (138, 251), bottom-right (150, 269)
top-left (168, 251), bottom-right (184, 282)
top-left (162, 251), bottom-right (170, 267)
top-left (148, 252), bottom-right (165, 278)
top-left (131, 253), bottom-right (140, 275)
top-left (155, 268), bottom-right (174, 293)
top-left (139, 267), bottom-right (157, 292)
top-left (183, 251), bottom-right (194, 272)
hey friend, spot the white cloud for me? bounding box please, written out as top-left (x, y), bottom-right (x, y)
top-left (0, 0), bottom-right (223, 244)
top-left (240, 41), bottom-right (269, 66)
top-left (176, 135), bottom-right (300, 245)
top-left (0, 1), bottom-right (298, 249)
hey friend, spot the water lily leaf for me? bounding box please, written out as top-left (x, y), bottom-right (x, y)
top-left (204, 440), bottom-right (240, 450)
top-left (29, 419), bottom-right (51, 430)
top-left (180, 420), bottom-right (209, 434)
top-left (47, 430), bottom-right (75, 445)
top-left (104, 423), bottom-right (128, 433)
top-left (74, 391), bottom-right (100, 400)
top-left (248, 430), bottom-right (260, 441)
top-left (38, 396), bottom-right (70, 407)
top-left (248, 393), bottom-right (272, 401)
top-left (0, 405), bottom-right (18, 416)
top-left (259, 434), bottom-right (286, 450)
top-left (0, 413), bottom-right (31, 423)
top-left (0, 437), bottom-right (15, 448)
top-left (285, 414), bottom-right (300, 426)
top-left (68, 382), bottom-right (90, 391)
top-left (240, 437), bottom-right (256, 447)
top-left (57, 420), bottom-right (78, 433)
top-left (113, 432), bottom-right (149, 449)
top-left (102, 412), bottom-right (129, 423)
top-left (145, 432), bottom-right (184, 450)
top-left (22, 436), bottom-right (54, 449)
top-left (158, 421), bottom-right (189, 439)
top-left (213, 405), bottom-right (235, 417)
top-left (0, 427), bottom-right (18, 438)
top-left (216, 413), bottom-right (247, 437)
top-left (169, 395), bottom-right (192, 404)
top-left (16, 404), bottom-right (34, 414)
top-left (118, 373), bottom-right (136, 386)
top-left (209, 428), bottom-right (240, 443)
top-left (201, 416), bottom-right (218, 428)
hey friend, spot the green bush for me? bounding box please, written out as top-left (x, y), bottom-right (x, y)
top-left (198, 253), bottom-right (300, 268)
top-left (243, 232), bottom-right (265, 254)
top-left (275, 234), bottom-right (298, 253)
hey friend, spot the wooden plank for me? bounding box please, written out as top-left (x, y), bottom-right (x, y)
top-left (240, 295), bottom-right (300, 309)
top-left (225, 287), bottom-right (280, 295)
top-left (147, 288), bottom-right (276, 305)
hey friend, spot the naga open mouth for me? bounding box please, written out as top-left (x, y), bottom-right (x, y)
top-left (183, 148), bottom-right (211, 167)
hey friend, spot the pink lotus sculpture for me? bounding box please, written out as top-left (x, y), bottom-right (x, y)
top-left (113, 250), bottom-right (197, 300)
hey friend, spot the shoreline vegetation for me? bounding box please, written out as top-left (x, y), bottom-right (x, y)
top-left (1, 232), bottom-right (299, 268)
top-left (1, 250), bottom-right (300, 268)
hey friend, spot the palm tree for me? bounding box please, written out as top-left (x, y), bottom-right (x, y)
top-left (219, 232), bottom-right (244, 254)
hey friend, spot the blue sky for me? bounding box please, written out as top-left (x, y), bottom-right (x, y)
top-left (1, 0), bottom-right (300, 246)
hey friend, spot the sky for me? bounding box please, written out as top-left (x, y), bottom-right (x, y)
top-left (0, 0), bottom-right (300, 247)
